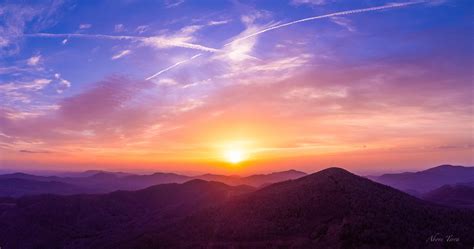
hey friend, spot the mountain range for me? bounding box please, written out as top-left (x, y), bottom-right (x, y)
top-left (0, 167), bottom-right (472, 249)
top-left (0, 169), bottom-right (306, 197)
top-left (368, 164), bottom-right (474, 194)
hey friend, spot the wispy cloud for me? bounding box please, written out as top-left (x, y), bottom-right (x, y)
top-left (111, 49), bottom-right (131, 60)
top-left (0, 2), bottom-right (64, 56)
top-left (19, 149), bottom-right (51, 153)
top-left (229, 1), bottom-right (424, 44)
top-left (1, 72), bottom-right (71, 105)
top-left (330, 16), bottom-right (356, 32)
top-left (25, 32), bottom-right (219, 52)
top-left (208, 20), bottom-right (231, 26)
top-left (145, 54), bottom-right (203, 80)
top-left (165, 0), bottom-right (185, 8)
top-left (0, 79), bottom-right (52, 92)
top-left (54, 73), bottom-right (71, 93)
top-left (0, 66), bottom-right (30, 75)
top-left (135, 25), bottom-right (149, 34)
top-left (114, 24), bottom-right (126, 32)
top-left (146, 1), bottom-right (424, 80)
top-left (79, 23), bottom-right (92, 29)
top-left (27, 55), bottom-right (42, 66)
top-left (290, 0), bottom-right (332, 6)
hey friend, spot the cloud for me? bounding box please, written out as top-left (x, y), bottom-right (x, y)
top-left (0, 76), bottom-right (158, 150)
top-left (146, 1), bottom-right (424, 79)
top-left (330, 16), bottom-right (356, 32)
top-left (0, 2), bottom-right (64, 56)
top-left (230, 1), bottom-right (424, 44)
top-left (141, 36), bottom-right (217, 52)
top-left (0, 66), bottom-right (30, 75)
top-left (177, 98), bottom-right (204, 112)
top-left (27, 55), bottom-right (42, 66)
top-left (111, 49), bottom-right (131, 60)
top-left (0, 71), bottom-right (71, 106)
top-left (19, 149), bottom-right (51, 153)
top-left (0, 78), bottom-right (52, 105)
top-left (26, 32), bottom-right (219, 53)
top-left (140, 24), bottom-right (219, 52)
top-left (222, 24), bottom-right (261, 62)
top-left (165, 0), bottom-right (185, 8)
top-left (114, 24), bottom-right (126, 32)
top-left (54, 73), bottom-right (71, 93)
top-left (156, 78), bottom-right (179, 86)
top-left (208, 20), bottom-right (231, 26)
top-left (135, 25), bottom-right (149, 34)
top-left (146, 13), bottom-right (266, 80)
top-left (290, 0), bottom-right (332, 6)
top-left (145, 54), bottom-right (203, 80)
top-left (284, 86), bottom-right (348, 100)
top-left (79, 23), bottom-right (92, 29)
top-left (0, 79), bottom-right (52, 92)
top-left (58, 76), bottom-right (154, 124)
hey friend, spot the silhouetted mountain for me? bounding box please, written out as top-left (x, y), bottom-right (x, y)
top-left (0, 171), bottom-right (193, 195)
top-left (0, 170), bottom-right (306, 196)
top-left (0, 180), bottom-right (254, 249)
top-left (74, 170), bottom-right (133, 178)
top-left (151, 168), bottom-right (473, 248)
top-left (195, 169), bottom-right (307, 187)
top-left (369, 164), bottom-right (474, 193)
top-left (0, 178), bottom-right (85, 197)
top-left (121, 172), bottom-right (192, 189)
top-left (0, 168), bottom-right (472, 249)
top-left (0, 172), bottom-right (62, 182)
top-left (423, 183), bottom-right (474, 209)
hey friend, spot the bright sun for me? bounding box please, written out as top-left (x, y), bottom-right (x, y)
top-left (224, 149), bottom-right (245, 164)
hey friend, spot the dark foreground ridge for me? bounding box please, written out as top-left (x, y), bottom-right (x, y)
top-left (0, 167), bottom-right (472, 249)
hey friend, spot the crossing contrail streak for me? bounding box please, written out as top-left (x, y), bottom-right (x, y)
top-left (25, 33), bottom-right (219, 53)
top-left (227, 1), bottom-right (424, 45)
top-left (145, 54), bottom-right (203, 81)
top-left (144, 1), bottom-right (425, 80)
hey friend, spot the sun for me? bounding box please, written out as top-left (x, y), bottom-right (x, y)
top-left (224, 149), bottom-right (246, 164)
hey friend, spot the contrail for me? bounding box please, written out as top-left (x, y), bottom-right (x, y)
top-left (145, 1), bottom-right (425, 80)
top-left (25, 33), bottom-right (219, 53)
top-left (227, 1), bottom-right (424, 45)
top-left (145, 54), bottom-right (203, 81)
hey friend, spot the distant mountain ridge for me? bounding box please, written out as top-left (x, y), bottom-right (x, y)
top-left (194, 169), bottom-right (306, 187)
top-left (369, 164), bottom-right (474, 194)
top-left (0, 169), bottom-right (307, 197)
top-left (0, 178), bottom-right (84, 197)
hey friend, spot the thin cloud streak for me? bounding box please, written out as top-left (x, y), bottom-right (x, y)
top-left (24, 33), bottom-right (219, 52)
top-left (145, 54), bottom-right (203, 80)
top-left (146, 1), bottom-right (425, 80)
top-left (229, 1), bottom-right (425, 44)
top-left (111, 50), bottom-right (131, 60)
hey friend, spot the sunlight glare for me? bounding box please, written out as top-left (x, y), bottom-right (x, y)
top-left (224, 149), bottom-right (245, 164)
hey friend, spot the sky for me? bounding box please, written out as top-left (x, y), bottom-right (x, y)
top-left (0, 0), bottom-right (473, 175)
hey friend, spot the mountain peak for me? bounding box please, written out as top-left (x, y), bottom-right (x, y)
top-left (317, 167), bottom-right (351, 175)
top-left (302, 167), bottom-right (354, 181)
top-left (273, 169), bottom-right (306, 175)
top-left (425, 164), bottom-right (468, 172)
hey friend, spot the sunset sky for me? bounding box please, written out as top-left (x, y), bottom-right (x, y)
top-left (0, 0), bottom-right (472, 175)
